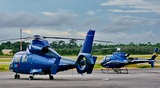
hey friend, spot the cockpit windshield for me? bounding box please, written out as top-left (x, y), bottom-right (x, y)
top-left (105, 57), bottom-right (110, 61)
top-left (21, 55), bottom-right (28, 62)
top-left (13, 55), bottom-right (22, 62)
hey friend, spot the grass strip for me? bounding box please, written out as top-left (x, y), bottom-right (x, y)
top-left (0, 64), bottom-right (10, 71)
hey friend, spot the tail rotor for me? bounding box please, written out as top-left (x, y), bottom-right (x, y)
top-left (75, 29), bottom-right (97, 74)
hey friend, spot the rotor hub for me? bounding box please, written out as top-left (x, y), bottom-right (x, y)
top-left (34, 35), bottom-right (41, 39)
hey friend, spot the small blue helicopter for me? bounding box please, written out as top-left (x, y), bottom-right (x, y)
top-left (7, 29), bottom-right (110, 80)
top-left (100, 47), bottom-right (158, 73)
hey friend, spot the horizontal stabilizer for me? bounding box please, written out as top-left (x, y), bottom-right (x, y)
top-left (50, 57), bottom-right (61, 74)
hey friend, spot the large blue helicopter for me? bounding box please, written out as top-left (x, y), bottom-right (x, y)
top-left (100, 47), bottom-right (158, 73)
top-left (7, 29), bottom-right (110, 80)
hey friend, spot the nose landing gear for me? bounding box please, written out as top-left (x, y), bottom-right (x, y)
top-left (14, 73), bottom-right (20, 79)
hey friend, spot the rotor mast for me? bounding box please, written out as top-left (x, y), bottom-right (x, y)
top-left (20, 29), bottom-right (22, 51)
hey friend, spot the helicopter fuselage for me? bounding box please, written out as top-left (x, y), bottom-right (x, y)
top-left (100, 48), bottom-right (158, 69)
top-left (9, 51), bottom-right (76, 74)
top-left (100, 52), bottom-right (128, 68)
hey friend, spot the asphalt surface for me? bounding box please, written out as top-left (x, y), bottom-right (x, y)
top-left (0, 68), bottom-right (160, 88)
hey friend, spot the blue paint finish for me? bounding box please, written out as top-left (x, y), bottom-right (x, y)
top-left (50, 57), bottom-right (61, 74)
top-left (32, 39), bottom-right (50, 47)
top-left (9, 30), bottom-right (97, 78)
top-left (151, 62), bottom-right (154, 68)
top-left (80, 30), bottom-right (95, 53)
top-left (113, 52), bottom-right (126, 58)
top-left (100, 48), bottom-right (158, 69)
top-left (150, 47), bottom-right (158, 60)
top-left (86, 56), bottom-right (97, 74)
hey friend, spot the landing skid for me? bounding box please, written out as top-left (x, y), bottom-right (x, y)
top-left (101, 67), bottom-right (129, 74)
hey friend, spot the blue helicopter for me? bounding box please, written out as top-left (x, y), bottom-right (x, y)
top-left (100, 47), bottom-right (158, 73)
top-left (7, 29), bottom-right (108, 80)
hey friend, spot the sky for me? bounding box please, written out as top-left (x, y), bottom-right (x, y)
top-left (0, 0), bottom-right (160, 45)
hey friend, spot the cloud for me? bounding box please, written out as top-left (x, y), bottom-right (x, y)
top-left (0, 10), bottom-right (77, 28)
top-left (85, 10), bottom-right (95, 15)
top-left (118, 15), bottom-right (144, 19)
top-left (101, 0), bottom-right (148, 6)
top-left (78, 33), bottom-right (86, 37)
top-left (42, 12), bottom-right (54, 16)
top-left (51, 32), bottom-right (71, 36)
top-left (0, 28), bottom-right (32, 42)
top-left (96, 9), bottom-right (105, 12)
top-left (100, 18), bottom-right (159, 33)
top-left (81, 18), bottom-right (99, 27)
top-left (101, 0), bottom-right (160, 14)
top-left (101, 19), bottom-right (137, 32)
top-left (108, 9), bottom-right (151, 13)
top-left (96, 30), bottom-right (159, 44)
top-left (23, 29), bottom-right (30, 34)
top-left (58, 9), bottom-right (72, 13)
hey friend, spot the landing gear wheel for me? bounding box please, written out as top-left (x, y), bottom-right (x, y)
top-left (49, 74), bottom-right (54, 80)
top-left (14, 75), bottom-right (17, 79)
top-left (17, 75), bottom-right (20, 79)
top-left (14, 74), bottom-right (20, 79)
top-left (29, 76), bottom-right (33, 80)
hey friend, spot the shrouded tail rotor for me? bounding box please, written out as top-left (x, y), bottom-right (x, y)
top-left (76, 53), bottom-right (97, 74)
top-left (75, 30), bottom-right (97, 74)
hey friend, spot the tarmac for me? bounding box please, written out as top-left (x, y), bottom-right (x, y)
top-left (0, 68), bottom-right (160, 88)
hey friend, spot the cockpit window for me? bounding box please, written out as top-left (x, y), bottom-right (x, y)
top-left (13, 55), bottom-right (22, 62)
top-left (105, 57), bottom-right (110, 61)
top-left (21, 55), bottom-right (28, 62)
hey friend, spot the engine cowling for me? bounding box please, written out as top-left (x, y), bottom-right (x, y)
top-left (75, 53), bottom-right (97, 74)
top-left (28, 45), bottom-right (49, 54)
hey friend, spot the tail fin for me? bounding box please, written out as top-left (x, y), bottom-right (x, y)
top-left (80, 30), bottom-right (95, 53)
top-left (150, 47), bottom-right (158, 68)
top-left (76, 29), bottom-right (97, 74)
top-left (150, 47), bottom-right (158, 60)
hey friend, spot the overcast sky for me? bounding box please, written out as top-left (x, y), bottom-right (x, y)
top-left (0, 0), bottom-right (160, 44)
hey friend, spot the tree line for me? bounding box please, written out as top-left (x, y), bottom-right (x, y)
top-left (0, 40), bottom-right (160, 55)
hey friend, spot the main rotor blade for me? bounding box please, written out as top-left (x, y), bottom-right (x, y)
top-left (0, 36), bottom-right (112, 43)
top-left (43, 36), bottom-right (112, 43)
top-left (0, 37), bottom-right (30, 42)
